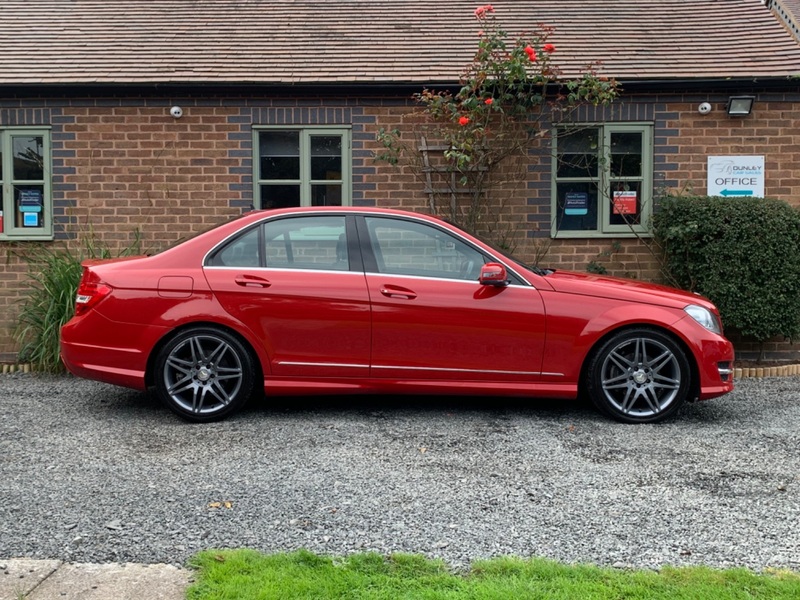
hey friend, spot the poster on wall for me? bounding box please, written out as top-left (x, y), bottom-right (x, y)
top-left (612, 191), bottom-right (637, 215)
top-left (564, 192), bottom-right (589, 215)
top-left (707, 156), bottom-right (765, 198)
top-left (18, 188), bottom-right (43, 227)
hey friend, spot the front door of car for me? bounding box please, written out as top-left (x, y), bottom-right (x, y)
top-left (359, 216), bottom-right (546, 382)
top-left (203, 214), bottom-right (371, 378)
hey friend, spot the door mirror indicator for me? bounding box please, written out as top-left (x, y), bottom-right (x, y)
top-left (479, 262), bottom-right (509, 287)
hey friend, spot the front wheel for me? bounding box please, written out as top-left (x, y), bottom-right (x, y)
top-left (586, 328), bottom-right (691, 424)
top-left (154, 326), bottom-right (256, 422)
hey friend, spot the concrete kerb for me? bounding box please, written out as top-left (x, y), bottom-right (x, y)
top-left (0, 559), bottom-right (191, 600)
top-left (733, 364), bottom-right (800, 378)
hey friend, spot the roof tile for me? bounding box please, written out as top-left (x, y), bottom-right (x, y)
top-left (0, 0), bottom-right (798, 85)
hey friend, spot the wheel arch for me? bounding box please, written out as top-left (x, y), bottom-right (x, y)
top-left (144, 321), bottom-right (265, 391)
top-left (577, 323), bottom-right (700, 401)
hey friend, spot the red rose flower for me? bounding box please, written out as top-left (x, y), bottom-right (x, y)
top-left (543, 43), bottom-right (556, 53)
top-left (484, 98), bottom-right (494, 105)
top-left (459, 116), bottom-right (470, 126)
top-left (474, 4), bottom-right (494, 18)
top-left (524, 45), bottom-right (537, 61)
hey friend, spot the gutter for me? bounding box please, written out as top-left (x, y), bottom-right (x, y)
top-left (0, 74), bottom-right (798, 99)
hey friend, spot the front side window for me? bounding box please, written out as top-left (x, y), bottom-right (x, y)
top-left (365, 217), bottom-right (485, 281)
top-left (255, 128), bottom-right (351, 209)
top-left (552, 123), bottom-right (652, 237)
top-left (0, 128), bottom-right (52, 240)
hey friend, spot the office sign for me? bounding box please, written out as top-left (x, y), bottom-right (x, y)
top-left (707, 156), bottom-right (764, 198)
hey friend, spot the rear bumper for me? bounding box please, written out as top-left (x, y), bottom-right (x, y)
top-left (60, 313), bottom-right (167, 391)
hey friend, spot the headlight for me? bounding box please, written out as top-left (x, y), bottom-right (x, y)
top-left (685, 305), bottom-right (722, 335)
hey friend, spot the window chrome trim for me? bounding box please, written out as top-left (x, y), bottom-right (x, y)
top-left (202, 209), bottom-right (534, 287)
top-left (203, 265), bottom-right (365, 276)
top-left (363, 271), bottom-right (484, 286)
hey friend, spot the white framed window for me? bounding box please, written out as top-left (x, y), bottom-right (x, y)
top-left (253, 127), bottom-right (351, 209)
top-left (552, 123), bottom-right (653, 237)
top-left (0, 127), bottom-right (53, 240)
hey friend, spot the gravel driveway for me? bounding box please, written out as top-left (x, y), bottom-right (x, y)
top-left (1, 373), bottom-right (798, 571)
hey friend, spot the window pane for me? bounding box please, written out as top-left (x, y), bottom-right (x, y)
top-left (609, 181), bottom-right (642, 226)
top-left (261, 185), bottom-right (300, 209)
top-left (611, 132), bottom-right (642, 177)
top-left (311, 183), bottom-right (342, 206)
top-left (555, 182), bottom-right (598, 231)
top-left (366, 218), bottom-right (484, 280)
top-left (12, 136), bottom-right (44, 180)
top-left (14, 185), bottom-right (45, 228)
top-left (259, 131), bottom-right (300, 180)
top-left (557, 128), bottom-right (599, 178)
top-left (264, 216), bottom-right (348, 271)
top-left (209, 226), bottom-right (261, 267)
top-left (310, 135), bottom-right (342, 180)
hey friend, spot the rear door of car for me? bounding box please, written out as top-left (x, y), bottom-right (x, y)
top-left (358, 215), bottom-right (547, 382)
top-left (203, 214), bottom-right (372, 378)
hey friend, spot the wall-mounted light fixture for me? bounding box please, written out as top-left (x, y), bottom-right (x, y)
top-left (726, 96), bottom-right (755, 117)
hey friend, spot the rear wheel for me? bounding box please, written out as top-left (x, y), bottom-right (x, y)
top-left (154, 326), bottom-right (255, 422)
top-left (586, 328), bottom-right (691, 424)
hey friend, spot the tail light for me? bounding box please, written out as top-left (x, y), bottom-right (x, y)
top-left (74, 268), bottom-right (112, 316)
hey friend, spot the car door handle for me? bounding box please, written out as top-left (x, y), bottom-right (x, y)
top-left (234, 275), bottom-right (272, 288)
top-left (380, 285), bottom-right (417, 300)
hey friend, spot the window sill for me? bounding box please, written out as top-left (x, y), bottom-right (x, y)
top-left (0, 234), bottom-right (55, 242)
top-left (551, 231), bottom-right (653, 239)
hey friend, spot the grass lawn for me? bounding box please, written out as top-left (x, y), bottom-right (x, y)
top-left (187, 549), bottom-right (800, 599)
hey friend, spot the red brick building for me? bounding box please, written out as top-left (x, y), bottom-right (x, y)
top-left (1, 0), bottom-right (800, 360)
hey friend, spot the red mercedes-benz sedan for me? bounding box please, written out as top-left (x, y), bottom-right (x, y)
top-left (60, 207), bottom-right (734, 423)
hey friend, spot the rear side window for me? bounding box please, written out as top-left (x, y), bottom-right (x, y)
top-left (207, 216), bottom-right (349, 271)
top-left (264, 216), bottom-right (348, 271)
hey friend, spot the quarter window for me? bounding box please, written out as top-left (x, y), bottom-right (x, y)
top-left (0, 128), bottom-right (52, 240)
top-left (552, 124), bottom-right (652, 237)
top-left (254, 128), bottom-right (351, 209)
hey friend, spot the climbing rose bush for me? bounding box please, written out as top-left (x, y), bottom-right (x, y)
top-left (375, 6), bottom-right (618, 241)
top-left (406, 7), bottom-right (617, 172)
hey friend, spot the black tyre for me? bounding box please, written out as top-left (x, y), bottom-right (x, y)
top-left (154, 326), bottom-right (255, 422)
top-left (586, 328), bottom-right (691, 424)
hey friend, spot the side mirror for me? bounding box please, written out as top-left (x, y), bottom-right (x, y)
top-left (479, 262), bottom-right (509, 287)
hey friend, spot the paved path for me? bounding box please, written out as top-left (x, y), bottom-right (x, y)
top-left (0, 559), bottom-right (189, 600)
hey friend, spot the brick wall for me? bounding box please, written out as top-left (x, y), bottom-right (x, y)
top-left (1, 91), bottom-right (798, 359)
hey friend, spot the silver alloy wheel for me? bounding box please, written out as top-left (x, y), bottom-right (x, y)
top-left (599, 336), bottom-right (682, 418)
top-left (162, 333), bottom-right (244, 416)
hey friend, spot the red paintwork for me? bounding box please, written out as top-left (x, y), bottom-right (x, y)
top-left (60, 207), bottom-right (734, 403)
